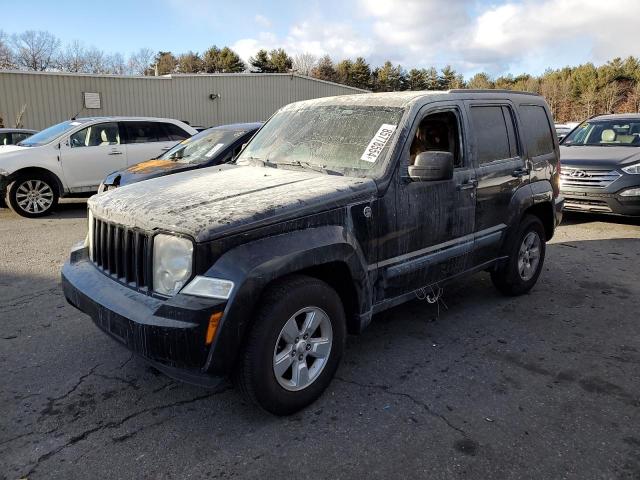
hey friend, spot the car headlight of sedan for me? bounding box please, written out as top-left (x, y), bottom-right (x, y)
top-left (622, 163), bottom-right (640, 174)
top-left (153, 234), bottom-right (193, 296)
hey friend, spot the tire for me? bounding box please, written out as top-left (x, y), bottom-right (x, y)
top-left (6, 174), bottom-right (59, 218)
top-left (235, 274), bottom-right (346, 416)
top-left (491, 215), bottom-right (546, 296)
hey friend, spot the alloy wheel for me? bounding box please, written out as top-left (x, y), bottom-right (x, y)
top-left (272, 306), bottom-right (333, 391)
top-left (15, 180), bottom-right (54, 215)
top-left (517, 231), bottom-right (541, 281)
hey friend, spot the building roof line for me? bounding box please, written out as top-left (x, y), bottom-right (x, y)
top-left (0, 69), bottom-right (367, 92)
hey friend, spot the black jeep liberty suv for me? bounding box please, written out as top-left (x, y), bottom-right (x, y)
top-left (62, 90), bottom-right (563, 415)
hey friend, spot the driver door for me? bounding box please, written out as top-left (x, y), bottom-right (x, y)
top-left (379, 103), bottom-right (477, 299)
top-left (60, 122), bottom-right (126, 190)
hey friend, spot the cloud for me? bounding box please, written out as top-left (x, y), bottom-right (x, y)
top-left (254, 14), bottom-right (272, 29)
top-left (177, 0), bottom-right (640, 77)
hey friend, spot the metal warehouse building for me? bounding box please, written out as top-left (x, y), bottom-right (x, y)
top-left (0, 71), bottom-right (365, 130)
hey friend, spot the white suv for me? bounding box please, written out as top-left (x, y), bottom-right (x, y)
top-left (0, 117), bottom-right (197, 217)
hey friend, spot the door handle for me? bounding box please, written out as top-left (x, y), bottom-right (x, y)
top-left (512, 167), bottom-right (530, 178)
top-left (108, 150), bottom-right (123, 155)
top-left (160, 147), bottom-right (171, 151)
top-left (457, 179), bottom-right (478, 191)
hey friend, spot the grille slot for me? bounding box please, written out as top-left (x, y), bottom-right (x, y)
top-left (560, 167), bottom-right (621, 189)
top-left (90, 217), bottom-right (150, 290)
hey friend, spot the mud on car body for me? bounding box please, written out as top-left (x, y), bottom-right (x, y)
top-left (62, 90), bottom-right (563, 415)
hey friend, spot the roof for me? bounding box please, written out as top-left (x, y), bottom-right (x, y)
top-left (209, 122), bottom-right (263, 131)
top-left (589, 113), bottom-right (640, 121)
top-left (0, 70), bottom-right (367, 93)
top-left (71, 116), bottom-right (192, 124)
top-left (281, 89), bottom-right (543, 110)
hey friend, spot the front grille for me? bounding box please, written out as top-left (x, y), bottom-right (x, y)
top-left (90, 217), bottom-right (150, 290)
top-left (560, 167), bottom-right (621, 189)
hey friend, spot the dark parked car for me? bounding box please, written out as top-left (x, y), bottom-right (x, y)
top-left (62, 90), bottom-right (563, 415)
top-left (99, 123), bottom-right (262, 191)
top-left (560, 114), bottom-right (640, 216)
top-left (0, 128), bottom-right (37, 145)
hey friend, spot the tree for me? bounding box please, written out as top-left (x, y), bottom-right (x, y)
top-left (268, 48), bottom-right (292, 73)
top-left (0, 31), bottom-right (14, 69)
top-left (601, 81), bottom-right (623, 113)
top-left (177, 51), bottom-right (203, 73)
top-left (58, 40), bottom-right (87, 72)
top-left (249, 48), bottom-right (292, 73)
top-left (311, 55), bottom-right (336, 82)
top-left (128, 48), bottom-right (154, 76)
top-left (153, 51), bottom-right (177, 75)
top-left (467, 72), bottom-right (493, 89)
top-left (12, 30), bottom-right (60, 71)
top-left (335, 59), bottom-right (353, 85)
top-left (105, 53), bottom-right (127, 75)
top-left (218, 47), bottom-right (244, 72)
top-left (249, 49), bottom-right (271, 72)
top-left (439, 65), bottom-right (464, 89)
top-left (293, 53), bottom-right (317, 76)
top-left (350, 57), bottom-right (371, 90)
top-left (375, 61), bottom-right (404, 92)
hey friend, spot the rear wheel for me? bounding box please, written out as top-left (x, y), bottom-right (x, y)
top-left (235, 275), bottom-right (346, 415)
top-left (6, 174), bottom-right (58, 218)
top-left (491, 215), bottom-right (546, 296)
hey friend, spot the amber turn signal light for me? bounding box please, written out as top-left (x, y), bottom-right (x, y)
top-left (205, 312), bottom-right (223, 345)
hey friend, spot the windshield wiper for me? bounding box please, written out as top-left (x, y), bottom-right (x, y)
top-left (276, 160), bottom-right (343, 176)
top-left (243, 156), bottom-right (279, 169)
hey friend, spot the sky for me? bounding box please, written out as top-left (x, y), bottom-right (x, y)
top-left (6, 0), bottom-right (640, 78)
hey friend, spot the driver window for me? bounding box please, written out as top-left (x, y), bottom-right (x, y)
top-left (70, 123), bottom-right (120, 148)
top-left (409, 111), bottom-right (462, 168)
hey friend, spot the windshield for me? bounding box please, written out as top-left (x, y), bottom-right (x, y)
top-left (18, 120), bottom-right (90, 147)
top-left (562, 119), bottom-right (640, 147)
top-left (236, 104), bottom-right (404, 177)
top-left (160, 128), bottom-right (247, 164)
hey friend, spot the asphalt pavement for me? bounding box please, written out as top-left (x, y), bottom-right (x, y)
top-left (1, 200), bottom-right (639, 479)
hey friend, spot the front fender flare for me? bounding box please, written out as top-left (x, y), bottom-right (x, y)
top-left (202, 225), bottom-right (371, 375)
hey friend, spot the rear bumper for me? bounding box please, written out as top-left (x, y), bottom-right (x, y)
top-left (562, 190), bottom-right (640, 216)
top-left (61, 247), bottom-right (227, 387)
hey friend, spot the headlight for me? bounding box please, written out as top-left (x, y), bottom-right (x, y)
top-left (153, 234), bottom-right (193, 296)
top-left (181, 276), bottom-right (234, 300)
top-left (622, 163), bottom-right (640, 174)
top-left (620, 187), bottom-right (640, 197)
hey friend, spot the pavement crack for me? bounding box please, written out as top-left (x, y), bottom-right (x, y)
top-left (117, 354), bottom-right (134, 370)
top-left (40, 363), bottom-right (102, 417)
top-left (22, 388), bottom-right (230, 477)
top-left (0, 287), bottom-right (60, 314)
top-left (335, 376), bottom-right (466, 436)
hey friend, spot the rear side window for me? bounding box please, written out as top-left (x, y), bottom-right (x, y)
top-left (0, 132), bottom-right (10, 145)
top-left (469, 106), bottom-right (517, 164)
top-left (123, 122), bottom-right (167, 143)
top-left (162, 123), bottom-right (191, 141)
top-left (519, 105), bottom-right (555, 157)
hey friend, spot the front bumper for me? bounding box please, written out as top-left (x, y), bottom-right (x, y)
top-left (562, 190), bottom-right (640, 216)
top-left (61, 247), bottom-right (226, 387)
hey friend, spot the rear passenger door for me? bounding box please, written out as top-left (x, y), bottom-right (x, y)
top-left (121, 121), bottom-right (187, 165)
top-left (465, 101), bottom-right (529, 265)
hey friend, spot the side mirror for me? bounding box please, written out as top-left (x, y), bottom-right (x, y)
top-left (408, 151), bottom-right (454, 181)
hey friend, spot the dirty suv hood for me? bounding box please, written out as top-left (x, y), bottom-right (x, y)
top-left (89, 164), bottom-right (377, 242)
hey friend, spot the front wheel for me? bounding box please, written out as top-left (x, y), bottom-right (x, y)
top-left (235, 275), bottom-right (346, 415)
top-left (6, 174), bottom-right (59, 218)
top-left (491, 215), bottom-right (546, 296)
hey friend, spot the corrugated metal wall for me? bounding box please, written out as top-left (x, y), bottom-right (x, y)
top-left (0, 71), bottom-right (366, 130)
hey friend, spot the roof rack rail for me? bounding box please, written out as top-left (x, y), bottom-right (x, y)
top-left (448, 89), bottom-right (540, 96)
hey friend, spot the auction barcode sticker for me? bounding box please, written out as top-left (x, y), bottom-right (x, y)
top-left (360, 124), bottom-right (397, 162)
top-left (205, 143), bottom-right (225, 157)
